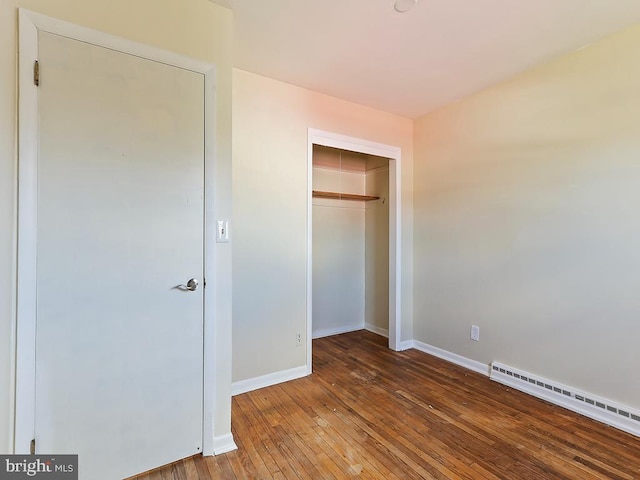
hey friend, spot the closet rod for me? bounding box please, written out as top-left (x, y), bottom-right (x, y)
top-left (312, 190), bottom-right (380, 201)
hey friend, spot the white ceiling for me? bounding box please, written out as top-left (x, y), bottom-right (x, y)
top-left (211, 0), bottom-right (640, 118)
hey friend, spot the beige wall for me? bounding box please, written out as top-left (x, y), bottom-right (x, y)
top-left (413, 23), bottom-right (640, 408)
top-left (232, 69), bottom-right (414, 382)
top-left (0, 0), bottom-right (233, 452)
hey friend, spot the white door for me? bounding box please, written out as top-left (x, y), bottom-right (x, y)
top-left (35, 31), bottom-right (205, 479)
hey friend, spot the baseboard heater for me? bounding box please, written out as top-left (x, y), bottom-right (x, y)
top-left (490, 362), bottom-right (640, 438)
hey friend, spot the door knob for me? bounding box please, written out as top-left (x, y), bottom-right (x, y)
top-left (186, 278), bottom-right (198, 291)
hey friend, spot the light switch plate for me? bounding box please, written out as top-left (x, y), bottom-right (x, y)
top-left (216, 220), bottom-right (229, 243)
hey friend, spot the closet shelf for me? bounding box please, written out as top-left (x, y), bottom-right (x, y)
top-left (313, 190), bottom-right (380, 201)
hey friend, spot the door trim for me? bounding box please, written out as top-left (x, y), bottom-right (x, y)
top-left (15, 9), bottom-right (220, 456)
top-left (306, 129), bottom-right (403, 373)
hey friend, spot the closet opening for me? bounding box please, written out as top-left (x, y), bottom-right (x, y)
top-left (306, 129), bottom-right (402, 373)
top-left (312, 145), bottom-right (389, 337)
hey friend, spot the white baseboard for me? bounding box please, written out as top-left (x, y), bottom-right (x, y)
top-left (212, 433), bottom-right (237, 455)
top-left (365, 323), bottom-right (389, 338)
top-left (312, 323), bottom-right (363, 339)
top-left (398, 339), bottom-right (414, 351)
top-left (232, 365), bottom-right (308, 396)
top-left (412, 340), bottom-right (490, 376)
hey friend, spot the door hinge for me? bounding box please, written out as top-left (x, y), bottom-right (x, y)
top-left (33, 60), bottom-right (39, 86)
top-left (30, 438), bottom-right (36, 455)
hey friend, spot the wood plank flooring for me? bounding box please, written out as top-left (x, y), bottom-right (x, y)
top-left (131, 330), bottom-right (640, 479)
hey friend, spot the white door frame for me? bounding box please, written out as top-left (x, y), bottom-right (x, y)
top-left (14, 9), bottom-right (219, 456)
top-left (306, 128), bottom-right (402, 372)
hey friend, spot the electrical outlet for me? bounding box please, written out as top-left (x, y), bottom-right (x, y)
top-left (471, 325), bottom-right (480, 342)
top-left (296, 332), bottom-right (303, 347)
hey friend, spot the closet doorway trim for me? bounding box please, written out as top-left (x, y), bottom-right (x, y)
top-left (306, 128), bottom-right (402, 372)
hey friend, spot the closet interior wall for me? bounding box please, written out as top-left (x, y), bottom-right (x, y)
top-left (312, 145), bottom-right (389, 339)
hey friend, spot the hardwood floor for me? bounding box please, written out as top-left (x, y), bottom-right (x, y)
top-left (131, 331), bottom-right (640, 479)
